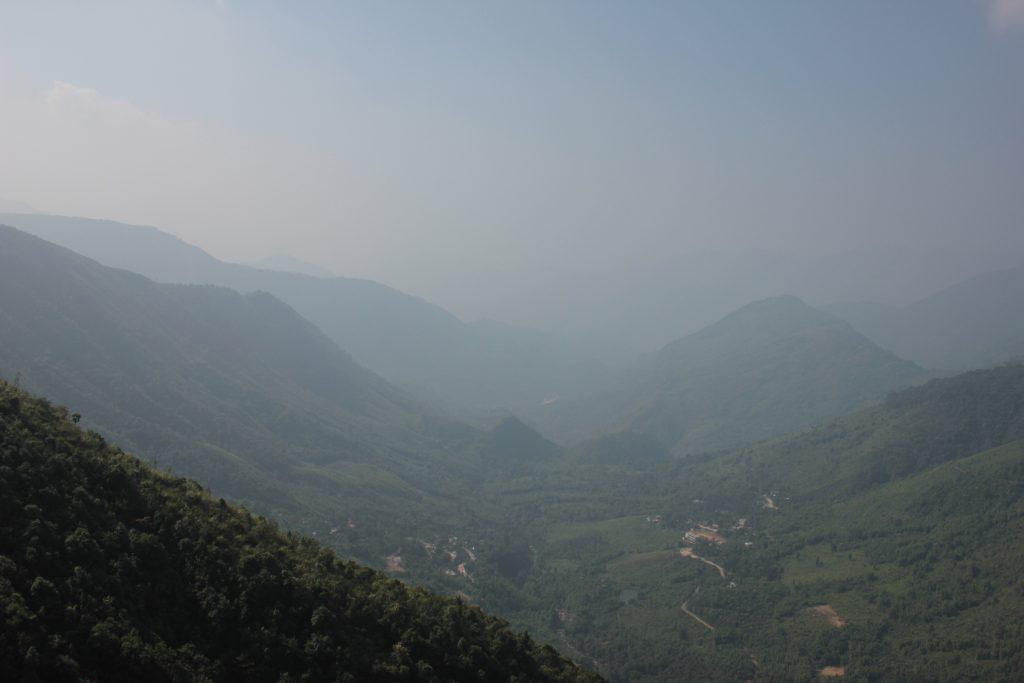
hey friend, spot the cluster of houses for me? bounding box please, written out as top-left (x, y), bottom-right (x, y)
top-left (684, 522), bottom-right (727, 545)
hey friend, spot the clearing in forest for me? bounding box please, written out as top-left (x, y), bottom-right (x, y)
top-left (810, 604), bottom-right (846, 628)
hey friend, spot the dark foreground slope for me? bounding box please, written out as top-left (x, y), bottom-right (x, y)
top-left (0, 380), bottom-right (601, 683)
top-left (0, 223), bottom-right (479, 561)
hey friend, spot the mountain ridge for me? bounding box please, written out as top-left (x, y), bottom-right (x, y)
top-left (532, 295), bottom-right (923, 454)
top-left (828, 263), bottom-right (1024, 370)
top-left (0, 223), bottom-right (481, 562)
top-left (0, 213), bottom-right (613, 414)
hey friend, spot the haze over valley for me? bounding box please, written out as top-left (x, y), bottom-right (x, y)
top-left (2, 3), bottom-right (1024, 682)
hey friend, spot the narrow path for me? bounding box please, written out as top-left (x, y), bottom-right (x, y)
top-left (679, 547), bottom-right (726, 578)
top-left (681, 587), bottom-right (715, 631)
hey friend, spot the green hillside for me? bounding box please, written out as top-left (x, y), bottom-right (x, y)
top-left (0, 224), bottom-right (479, 565)
top-left (0, 224), bottom-right (591, 633)
top-left (475, 365), bottom-right (1024, 681)
top-left (570, 432), bottom-right (672, 469)
top-left (535, 296), bottom-right (923, 454)
top-left (483, 417), bottom-right (563, 466)
top-left (0, 380), bottom-right (601, 682)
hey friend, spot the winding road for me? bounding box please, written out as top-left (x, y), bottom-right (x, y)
top-left (681, 586), bottom-right (715, 631)
top-left (679, 547), bottom-right (726, 578)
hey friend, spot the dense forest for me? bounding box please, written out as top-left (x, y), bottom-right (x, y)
top-left (0, 380), bottom-right (600, 682)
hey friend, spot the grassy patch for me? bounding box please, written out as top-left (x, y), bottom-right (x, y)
top-left (782, 543), bottom-right (878, 585)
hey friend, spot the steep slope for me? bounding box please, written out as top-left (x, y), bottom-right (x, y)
top-left (0, 213), bottom-right (612, 412)
top-left (0, 224), bottom-right (477, 560)
top-left (570, 432), bottom-right (672, 469)
top-left (538, 296), bottom-right (923, 454)
top-left (482, 416), bottom-right (563, 467)
top-left (0, 380), bottom-right (601, 683)
top-left (711, 364), bottom-right (1024, 499)
top-left (828, 263), bottom-right (1024, 370)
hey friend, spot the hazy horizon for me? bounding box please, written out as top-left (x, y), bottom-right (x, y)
top-left (2, 1), bottom-right (1024, 326)
top-left (4, 8), bottom-right (1024, 680)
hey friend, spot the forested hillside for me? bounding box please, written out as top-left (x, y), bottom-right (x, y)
top-left (0, 380), bottom-right (601, 682)
top-left (0, 224), bottom-right (481, 563)
top-left (474, 365), bottom-right (1024, 681)
top-left (0, 214), bottom-right (613, 414)
top-left (533, 296), bottom-right (923, 453)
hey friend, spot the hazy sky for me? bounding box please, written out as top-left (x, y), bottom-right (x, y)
top-left (1, 1), bottom-right (1023, 311)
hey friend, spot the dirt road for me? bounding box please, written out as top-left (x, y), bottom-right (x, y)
top-left (679, 547), bottom-right (726, 578)
top-left (681, 586), bottom-right (715, 631)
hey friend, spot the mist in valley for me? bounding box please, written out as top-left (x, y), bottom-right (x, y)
top-left (2, 3), bottom-right (1024, 682)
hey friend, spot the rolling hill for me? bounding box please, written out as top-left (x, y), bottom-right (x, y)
top-left (828, 263), bottom-right (1024, 370)
top-left (0, 223), bottom-right (480, 563)
top-left (477, 364), bottom-right (1024, 682)
top-left (534, 296), bottom-right (923, 454)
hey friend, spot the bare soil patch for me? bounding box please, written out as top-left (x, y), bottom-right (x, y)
top-left (684, 528), bottom-right (727, 544)
top-left (679, 547), bottom-right (726, 578)
top-left (385, 554), bottom-right (405, 572)
top-left (810, 604), bottom-right (846, 628)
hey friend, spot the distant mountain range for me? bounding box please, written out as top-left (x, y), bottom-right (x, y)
top-left (3, 215), bottom-right (1023, 680)
top-left (0, 223), bottom-right (482, 561)
top-left (0, 213), bottom-right (613, 415)
top-left (418, 243), bottom-right (1019, 354)
top-left (533, 295), bottom-right (924, 453)
top-left (828, 263), bottom-right (1024, 370)
top-left (248, 252), bottom-right (336, 278)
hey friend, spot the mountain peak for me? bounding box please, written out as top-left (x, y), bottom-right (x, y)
top-left (694, 294), bottom-right (838, 338)
top-left (484, 416), bottom-right (562, 462)
top-left (656, 295), bottom-right (846, 367)
top-left (607, 295), bottom-right (924, 453)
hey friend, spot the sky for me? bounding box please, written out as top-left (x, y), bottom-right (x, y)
top-left (1, 1), bottom-right (1023, 319)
